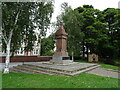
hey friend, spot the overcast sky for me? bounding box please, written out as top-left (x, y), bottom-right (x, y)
top-left (51, 0), bottom-right (119, 22)
top-left (47, 0), bottom-right (120, 36)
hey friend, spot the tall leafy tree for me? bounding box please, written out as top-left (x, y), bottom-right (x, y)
top-left (75, 6), bottom-right (120, 63)
top-left (33, 1), bottom-right (54, 55)
top-left (101, 8), bottom-right (120, 60)
top-left (56, 2), bottom-right (84, 59)
top-left (75, 5), bottom-right (108, 60)
top-left (2, 2), bottom-right (35, 74)
top-left (2, 1), bottom-right (54, 74)
top-left (54, 3), bottom-right (119, 64)
top-left (41, 35), bottom-right (55, 56)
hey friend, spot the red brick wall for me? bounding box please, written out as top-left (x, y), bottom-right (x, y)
top-left (1, 56), bottom-right (52, 63)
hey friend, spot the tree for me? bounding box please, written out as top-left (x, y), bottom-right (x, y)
top-left (2, 2), bottom-right (35, 73)
top-left (33, 1), bottom-right (54, 55)
top-left (55, 3), bottom-right (119, 64)
top-left (75, 6), bottom-right (120, 63)
top-left (75, 5), bottom-right (108, 60)
top-left (56, 2), bottom-right (84, 59)
top-left (41, 35), bottom-right (55, 56)
top-left (101, 8), bottom-right (120, 60)
top-left (2, 1), bottom-right (54, 74)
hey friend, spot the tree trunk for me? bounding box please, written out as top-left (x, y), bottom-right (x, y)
top-left (39, 38), bottom-right (41, 56)
top-left (72, 51), bottom-right (74, 61)
top-left (3, 43), bottom-right (11, 74)
top-left (86, 46), bottom-right (89, 61)
top-left (82, 41), bottom-right (85, 59)
top-left (3, 10), bottom-right (19, 74)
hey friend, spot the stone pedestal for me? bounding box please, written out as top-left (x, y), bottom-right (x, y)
top-left (50, 59), bottom-right (73, 65)
top-left (50, 56), bottom-right (72, 64)
top-left (50, 22), bottom-right (72, 64)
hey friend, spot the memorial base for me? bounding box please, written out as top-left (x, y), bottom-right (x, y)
top-left (50, 56), bottom-right (73, 65)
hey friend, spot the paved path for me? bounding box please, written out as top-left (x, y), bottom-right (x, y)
top-left (0, 62), bottom-right (46, 71)
top-left (1, 62), bottom-right (119, 79)
top-left (86, 67), bottom-right (120, 79)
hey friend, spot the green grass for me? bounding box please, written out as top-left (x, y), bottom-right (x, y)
top-left (98, 63), bottom-right (118, 70)
top-left (113, 59), bottom-right (120, 65)
top-left (0, 71), bottom-right (2, 89)
top-left (2, 72), bottom-right (119, 88)
top-left (74, 60), bottom-right (119, 70)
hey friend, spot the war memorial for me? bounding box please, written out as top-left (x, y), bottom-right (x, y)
top-left (10, 22), bottom-right (100, 76)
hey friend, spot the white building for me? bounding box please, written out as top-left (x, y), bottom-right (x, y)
top-left (14, 41), bottom-right (40, 56)
top-left (1, 30), bottom-right (41, 56)
top-left (14, 31), bottom-right (40, 56)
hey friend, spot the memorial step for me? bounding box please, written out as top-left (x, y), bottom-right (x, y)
top-left (10, 64), bottom-right (100, 76)
top-left (10, 68), bottom-right (53, 75)
top-left (23, 64), bottom-right (99, 73)
top-left (10, 65), bottom-right (72, 76)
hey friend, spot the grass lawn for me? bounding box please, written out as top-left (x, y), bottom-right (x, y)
top-left (98, 63), bottom-right (119, 70)
top-left (74, 60), bottom-right (119, 70)
top-left (2, 72), bottom-right (119, 88)
top-left (0, 71), bottom-right (2, 89)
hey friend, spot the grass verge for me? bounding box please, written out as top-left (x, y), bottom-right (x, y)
top-left (2, 72), bottom-right (119, 88)
top-left (0, 71), bottom-right (2, 89)
top-left (74, 60), bottom-right (119, 70)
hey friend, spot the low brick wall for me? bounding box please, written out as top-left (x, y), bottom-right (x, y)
top-left (1, 56), bottom-right (52, 63)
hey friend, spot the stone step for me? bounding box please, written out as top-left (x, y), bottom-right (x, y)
top-left (70, 65), bottom-right (100, 76)
top-left (10, 64), bottom-right (100, 76)
top-left (17, 65), bottom-right (72, 75)
top-left (23, 64), bottom-right (72, 73)
top-left (11, 65), bottom-right (72, 76)
top-left (23, 64), bottom-right (99, 73)
top-left (10, 67), bottom-right (54, 75)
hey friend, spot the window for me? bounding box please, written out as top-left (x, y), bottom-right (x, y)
top-left (20, 48), bottom-right (24, 54)
top-left (34, 41), bottom-right (39, 46)
top-left (33, 49), bottom-right (36, 55)
top-left (36, 49), bottom-right (38, 54)
top-left (33, 49), bottom-right (39, 55)
top-left (17, 48), bottom-right (24, 55)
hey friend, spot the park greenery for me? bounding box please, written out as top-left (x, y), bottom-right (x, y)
top-left (1, 2), bottom-right (120, 89)
top-left (2, 2), bottom-right (120, 73)
top-left (2, 2), bottom-right (54, 73)
top-left (54, 2), bottom-right (120, 65)
top-left (41, 35), bottom-right (55, 56)
top-left (2, 72), bottom-right (119, 88)
top-left (74, 60), bottom-right (118, 70)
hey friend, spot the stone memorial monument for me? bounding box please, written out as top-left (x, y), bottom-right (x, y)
top-left (10, 22), bottom-right (100, 76)
top-left (50, 22), bottom-right (72, 64)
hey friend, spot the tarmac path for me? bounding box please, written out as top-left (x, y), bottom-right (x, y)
top-left (86, 67), bottom-right (120, 79)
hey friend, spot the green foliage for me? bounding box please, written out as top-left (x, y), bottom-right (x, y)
top-left (2, 2), bottom-right (54, 55)
top-left (74, 5), bottom-right (120, 62)
top-left (41, 36), bottom-right (55, 56)
top-left (75, 5), bottom-right (106, 55)
top-left (55, 3), bottom-right (120, 64)
top-left (74, 60), bottom-right (119, 70)
top-left (33, 1), bottom-right (54, 37)
top-left (56, 2), bottom-right (84, 57)
top-left (64, 10), bottom-right (84, 56)
top-left (2, 2), bottom-right (36, 53)
top-left (2, 72), bottom-right (119, 88)
top-left (100, 8), bottom-right (120, 59)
